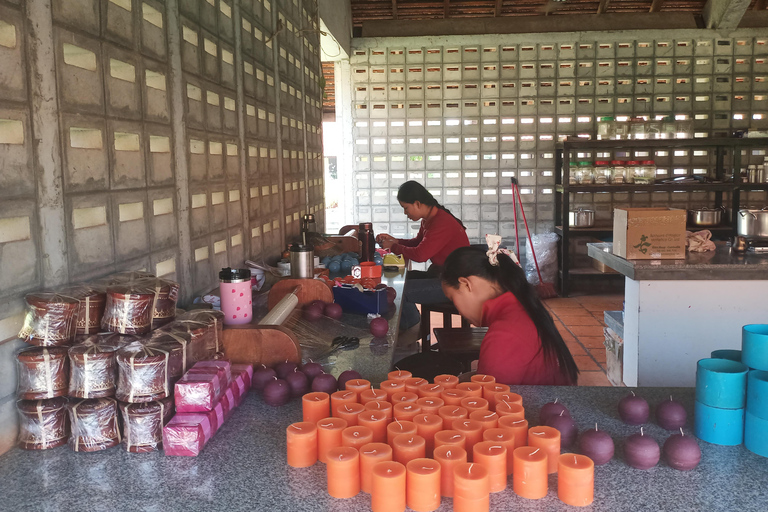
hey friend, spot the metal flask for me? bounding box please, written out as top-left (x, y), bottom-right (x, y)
top-left (289, 244), bottom-right (314, 279)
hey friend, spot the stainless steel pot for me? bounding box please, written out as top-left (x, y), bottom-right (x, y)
top-left (737, 208), bottom-right (768, 238)
top-left (569, 208), bottom-right (595, 228)
top-left (688, 207), bottom-right (723, 227)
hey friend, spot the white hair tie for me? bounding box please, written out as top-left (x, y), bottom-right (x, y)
top-left (485, 234), bottom-right (520, 267)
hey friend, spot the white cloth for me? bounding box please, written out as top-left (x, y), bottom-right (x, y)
top-left (485, 234), bottom-right (521, 266)
top-left (686, 230), bottom-right (716, 252)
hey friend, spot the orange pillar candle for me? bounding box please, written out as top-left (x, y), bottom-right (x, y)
top-left (558, 453), bottom-right (595, 507)
top-left (404, 377), bottom-right (428, 394)
top-left (286, 422), bottom-right (318, 468)
top-left (416, 397), bottom-right (444, 416)
top-left (342, 425), bottom-right (374, 450)
top-left (456, 382), bottom-right (483, 398)
top-left (434, 429), bottom-right (467, 451)
top-left (302, 392), bottom-right (331, 423)
top-left (413, 414), bottom-right (443, 457)
top-left (387, 419), bottom-right (417, 445)
top-left (331, 390), bottom-right (358, 413)
top-left (359, 442), bottom-right (393, 494)
top-left (418, 383), bottom-right (444, 398)
top-left (483, 384), bottom-right (510, 409)
top-left (453, 463), bottom-right (490, 512)
top-left (473, 441), bottom-right (508, 493)
top-left (358, 410), bottom-right (389, 443)
top-left (365, 400), bottom-right (393, 422)
top-left (393, 402), bottom-right (422, 422)
top-left (326, 446), bottom-right (360, 499)
top-left (371, 461), bottom-right (406, 512)
top-left (388, 369), bottom-right (412, 383)
top-left (433, 445), bottom-right (468, 498)
top-left (512, 446), bottom-right (548, 499)
top-left (494, 392), bottom-right (523, 408)
top-left (498, 417), bottom-right (528, 449)
top-left (528, 426), bottom-right (561, 474)
top-left (392, 433), bottom-right (426, 465)
top-left (391, 391), bottom-right (419, 404)
top-left (452, 419), bottom-right (484, 461)
top-left (438, 405), bottom-right (468, 430)
top-left (471, 374), bottom-right (496, 385)
top-left (335, 402), bottom-right (366, 426)
top-left (483, 428), bottom-right (516, 475)
top-left (317, 417), bottom-right (348, 463)
top-left (441, 389), bottom-right (469, 406)
top-left (406, 458), bottom-right (441, 512)
top-left (434, 374), bottom-right (459, 389)
top-left (496, 401), bottom-right (525, 420)
top-left (461, 397), bottom-right (490, 413)
top-left (346, 378), bottom-right (372, 394)
top-left (360, 388), bottom-right (389, 404)
top-left (379, 379), bottom-right (405, 399)
top-left (470, 410), bottom-right (499, 431)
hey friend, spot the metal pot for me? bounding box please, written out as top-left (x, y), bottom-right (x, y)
top-left (688, 207), bottom-right (723, 227)
top-left (737, 208), bottom-right (768, 238)
top-left (569, 208), bottom-right (595, 228)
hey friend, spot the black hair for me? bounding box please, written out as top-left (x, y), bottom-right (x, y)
top-left (441, 246), bottom-right (579, 385)
top-left (397, 181), bottom-right (466, 229)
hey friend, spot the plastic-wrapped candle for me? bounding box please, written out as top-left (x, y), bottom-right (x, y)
top-left (578, 424), bottom-right (615, 466)
top-left (624, 427), bottom-right (660, 470)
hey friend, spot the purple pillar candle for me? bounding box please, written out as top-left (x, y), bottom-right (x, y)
top-left (579, 424), bottom-right (615, 466)
top-left (624, 428), bottom-right (660, 470)
top-left (618, 391), bottom-right (649, 425)
top-left (546, 410), bottom-right (578, 448)
top-left (539, 399), bottom-right (570, 424)
top-left (663, 429), bottom-right (701, 471)
top-left (656, 396), bottom-right (687, 430)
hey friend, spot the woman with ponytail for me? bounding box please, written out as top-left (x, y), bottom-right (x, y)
top-left (377, 181), bottom-right (470, 331)
top-left (440, 238), bottom-right (578, 386)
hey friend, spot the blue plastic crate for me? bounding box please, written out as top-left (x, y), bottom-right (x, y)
top-left (332, 286), bottom-right (388, 316)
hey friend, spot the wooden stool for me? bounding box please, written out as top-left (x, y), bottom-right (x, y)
top-left (432, 327), bottom-right (488, 372)
top-left (419, 302), bottom-right (470, 353)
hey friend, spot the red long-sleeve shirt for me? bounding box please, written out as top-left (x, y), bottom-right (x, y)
top-left (390, 208), bottom-right (469, 267)
top-left (477, 292), bottom-right (574, 386)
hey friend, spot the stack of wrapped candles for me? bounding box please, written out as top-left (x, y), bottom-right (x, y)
top-left (163, 361), bottom-right (253, 456)
top-left (705, 324), bottom-right (768, 457)
top-left (287, 371), bottom-right (596, 511)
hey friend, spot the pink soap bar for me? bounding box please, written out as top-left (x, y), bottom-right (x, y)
top-left (193, 360), bottom-right (232, 386)
top-left (231, 364), bottom-right (253, 389)
top-left (163, 413), bottom-right (212, 456)
top-left (234, 373), bottom-right (248, 406)
top-left (175, 373), bottom-right (222, 412)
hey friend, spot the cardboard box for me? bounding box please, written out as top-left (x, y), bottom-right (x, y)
top-left (613, 208), bottom-right (686, 259)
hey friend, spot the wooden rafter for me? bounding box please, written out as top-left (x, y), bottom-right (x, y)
top-left (650, 0), bottom-right (664, 12)
top-left (444, 0), bottom-right (451, 18)
top-left (756, 0), bottom-right (767, 9)
top-left (495, 0), bottom-right (503, 17)
top-left (597, 0), bottom-right (611, 14)
top-left (392, 0), bottom-right (398, 20)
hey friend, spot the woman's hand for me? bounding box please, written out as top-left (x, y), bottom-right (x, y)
top-left (380, 238), bottom-right (396, 250)
top-left (376, 233), bottom-right (396, 245)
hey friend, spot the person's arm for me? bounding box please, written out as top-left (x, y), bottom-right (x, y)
top-left (390, 223), bottom-right (449, 263)
top-left (395, 230), bottom-right (423, 248)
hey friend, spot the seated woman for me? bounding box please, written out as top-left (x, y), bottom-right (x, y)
top-left (377, 181), bottom-right (470, 331)
top-left (440, 241), bottom-right (578, 386)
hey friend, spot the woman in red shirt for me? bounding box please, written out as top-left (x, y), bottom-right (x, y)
top-left (377, 181), bottom-right (470, 331)
top-left (440, 244), bottom-right (578, 386)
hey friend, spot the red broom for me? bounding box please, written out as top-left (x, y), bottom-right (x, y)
top-left (511, 178), bottom-right (558, 299)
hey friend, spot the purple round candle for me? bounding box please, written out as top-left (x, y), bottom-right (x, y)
top-left (301, 362), bottom-right (324, 382)
top-left (663, 431), bottom-right (701, 471)
top-left (540, 399), bottom-right (570, 424)
top-left (656, 396), bottom-right (687, 430)
top-left (275, 361), bottom-right (299, 380)
top-left (311, 372), bottom-right (338, 394)
top-left (579, 425), bottom-right (615, 465)
top-left (624, 429), bottom-right (660, 470)
top-left (546, 411), bottom-right (578, 448)
top-left (618, 391), bottom-right (649, 425)
top-left (252, 366), bottom-right (278, 392)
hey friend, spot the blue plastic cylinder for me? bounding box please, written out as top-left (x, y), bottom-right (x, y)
top-left (745, 411), bottom-right (768, 458)
top-left (742, 324), bottom-right (768, 371)
top-left (695, 358), bottom-right (749, 409)
top-left (710, 349), bottom-right (742, 362)
top-left (747, 370), bottom-right (768, 420)
top-left (694, 400), bottom-right (745, 446)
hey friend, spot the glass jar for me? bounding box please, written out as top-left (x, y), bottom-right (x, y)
top-left (594, 161), bottom-right (611, 184)
top-left (647, 119), bottom-right (662, 139)
top-left (661, 116), bottom-right (676, 139)
top-left (597, 117), bottom-right (615, 140)
top-left (575, 162), bottom-right (595, 184)
top-left (613, 118), bottom-right (629, 140)
top-left (675, 119), bottom-right (693, 139)
top-left (629, 118), bottom-right (646, 140)
top-left (567, 161), bottom-right (578, 185)
top-left (610, 160), bottom-right (628, 184)
top-left (632, 160), bottom-right (655, 184)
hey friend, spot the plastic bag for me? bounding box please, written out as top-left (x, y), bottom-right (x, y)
top-left (162, 413), bottom-right (212, 456)
top-left (68, 397), bottom-right (121, 452)
top-left (120, 400), bottom-right (169, 453)
top-left (116, 341), bottom-right (170, 403)
top-left (160, 319), bottom-right (214, 362)
top-left (16, 397), bottom-right (69, 450)
top-left (524, 233), bottom-right (559, 286)
top-left (102, 284), bottom-right (157, 335)
top-left (68, 336), bottom-right (119, 399)
top-left (18, 293), bottom-right (80, 346)
top-left (149, 330), bottom-right (194, 387)
top-left (58, 285), bottom-right (106, 336)
top-left (174, 372), bottom-right (223, 413)
top-left (135, 277), bottom-right (180, 329)
top-left (178, 309), bottom-right (225, 354)
top-left (16, 346), bottom-right (70, 400)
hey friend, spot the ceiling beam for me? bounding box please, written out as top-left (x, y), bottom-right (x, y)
top-left (756, 0), bottom-right (767, 10)
top-left (597, 0), bottom-right (611, 14)
top-left (703, 0), bottom-right (752, 29)
top-left (392, 0), bottom-right (397, 20)
top-left (444, 0), bottom-right (450, 18)
top-left (649, 0), bottom-right (663, 12)
top-left (495, 0), bottom-right (503, 17)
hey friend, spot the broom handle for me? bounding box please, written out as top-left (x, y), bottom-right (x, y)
top-left (512, 179), bottom-right (520, 257)
top-left (514, 182), bottom-right (545, 284)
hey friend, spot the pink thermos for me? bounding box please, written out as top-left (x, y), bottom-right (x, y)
top-left (220, 268), bottom-right (252, 325)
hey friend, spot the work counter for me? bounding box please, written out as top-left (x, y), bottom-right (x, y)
top-left (587, 242), bottom-right (768, 387)
top-left (1, 385), bottom-right (767, 510)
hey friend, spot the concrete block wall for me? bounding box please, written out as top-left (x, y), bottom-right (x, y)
top-left (0, 0), bottom-right (324, 455)
top-left (345, 31), bottom-right (768, 243)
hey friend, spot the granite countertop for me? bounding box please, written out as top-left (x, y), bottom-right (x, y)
top-left (587, 242), bottom-right (768, 280)
top-left (1, 386), bottom-right (767, 511)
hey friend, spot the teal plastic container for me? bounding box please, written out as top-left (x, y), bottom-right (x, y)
top-left (746, 370), bottom-right (768, 421)
top-left (745, 411), bottom-right (768, 457)
top-left (694, 400), bottom-right (744, 446)
top-left (742, 324), bottom-right (768, 371)
top-left (710, 349), bottom-right (741, 362)
top-left (695, 358), bottom-right (749, 409)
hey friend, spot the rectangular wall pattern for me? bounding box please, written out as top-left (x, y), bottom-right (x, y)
top-left (347, 31), bottom-right (768, 243)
